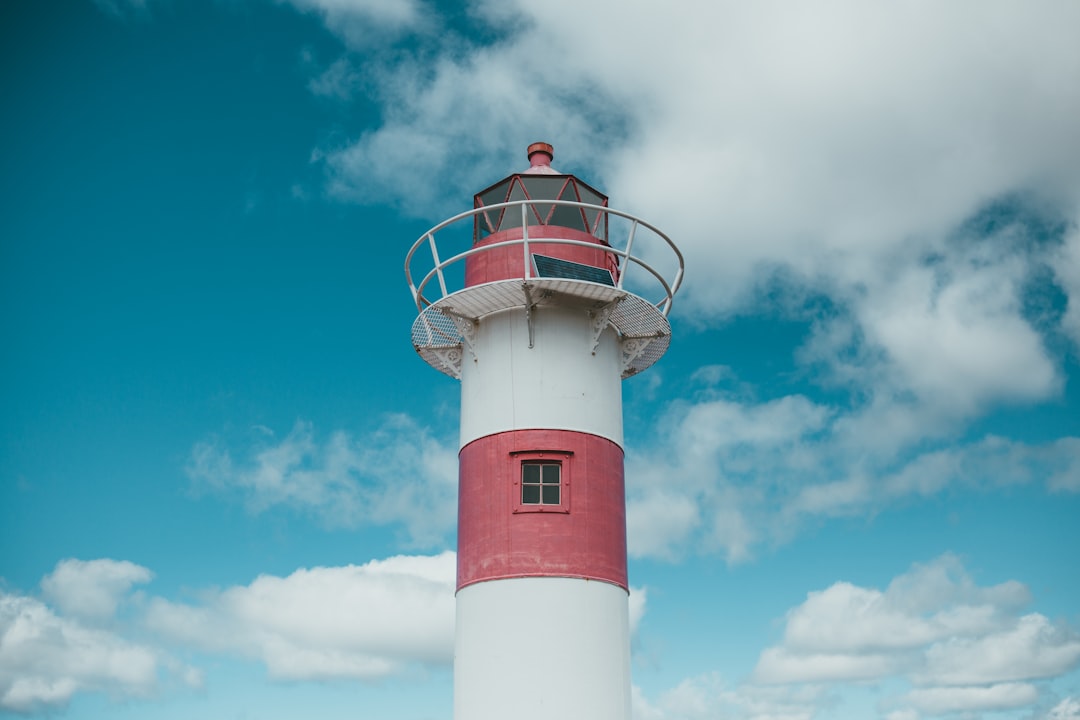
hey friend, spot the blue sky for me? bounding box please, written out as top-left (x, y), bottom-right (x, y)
top-left (2, 1), bottom-right (1080, 718)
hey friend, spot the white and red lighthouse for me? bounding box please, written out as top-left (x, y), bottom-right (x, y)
top-left (406, 143), bottom-right (683, 720)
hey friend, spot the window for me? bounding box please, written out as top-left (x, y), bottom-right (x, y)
top-left (512, 450), bottom-right (571, 513)
top-left (521, 461), bottom-right (561, 505)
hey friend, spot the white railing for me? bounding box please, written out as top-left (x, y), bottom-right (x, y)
top-left (405, 199), bottom-right (684, 315)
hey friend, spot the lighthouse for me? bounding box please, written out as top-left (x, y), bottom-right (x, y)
top-left (406, 143), bottom-right (683, 720)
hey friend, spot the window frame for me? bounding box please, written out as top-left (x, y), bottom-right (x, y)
top-left (511, 449), bottom-right (572, 514)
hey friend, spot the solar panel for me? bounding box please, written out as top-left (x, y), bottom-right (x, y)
top-left (532, 254), bottom-right (615, 286)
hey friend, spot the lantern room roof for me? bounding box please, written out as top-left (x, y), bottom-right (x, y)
top-left (474, 143), bottom-right (607, 204)
top-left (474, 143), bottom-right (609, 239)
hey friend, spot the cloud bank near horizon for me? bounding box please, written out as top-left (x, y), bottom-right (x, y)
top-left (1, 554), bottom-right (653, 713)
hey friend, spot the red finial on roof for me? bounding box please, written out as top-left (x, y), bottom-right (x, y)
top-left (527, 142), bottom-right (554, 167)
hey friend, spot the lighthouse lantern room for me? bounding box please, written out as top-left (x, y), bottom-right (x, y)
top-left (405, 143), bottom-right (683, 720)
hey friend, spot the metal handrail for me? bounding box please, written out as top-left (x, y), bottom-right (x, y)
top-left (404, 199), bottom-right (684, 316)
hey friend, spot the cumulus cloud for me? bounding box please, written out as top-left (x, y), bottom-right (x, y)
top-left (632, 552), bottom-right (1077, 720)
top-left (750, 555), bottom-right (1080, 717)
top-left (917, 614), bottom-right (1080, 687)
top-left (281, 0), bottom-right (426, 46)
top-left (1057, 221), bottom-right (1080, 347)
top-left (144, 552), bottom-right (457, 680)
top-left (40, 559), bottom-right (153, 622)
top-left (0, 561), bottom-right (198, 715)
top-left (777, 558), bottom-right (1029, 659)
top-left (626, 378), bottom-right (1080, 562)
top-left (1049, 697), bottom-right (1080, 719)
top-left (627, 394), bottom-right (833, 562)
top-left (0, 594), bottom-right (159, 713)
top-left (187, 415), bottom-right (457, 547)
top-left (307, 56), bottom-right (365, 101)
top-left (904, 683), bottom-right (1039, 715)
top-left (631, 674), bottom-right (824, 720)
top-left (844, 231), bottom-right (1061, 418)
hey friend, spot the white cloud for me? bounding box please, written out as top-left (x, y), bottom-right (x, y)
top-left (626, 489), bottom-right (701, 561)
top-left (1057, 221), bottom-right (1080, 347)
top-left (307, 56), bottom-right (364, 101)
top-left (626, 394), bottom-right (832, 562)
top-left (187, 416), bottom-right (457, 547)
top-left (632, 674), bottom-right (824, 720)
top-left (628, 586), bottom-right (647, 638)
top-left (0, 581), bottom-right (197, 714)
top-left (884, 711), bottom-right (920, 720)
top-left (775, 556), bottom-right (1030, 661)
top-left (904, 682), bottom-right (1039, 715)
top-left (632, 684), bottom-right (667, 720)
top-left (40, 559), bottom-right (153, 622)
top-left (1049, 697), bottom-right (1080, 719)
top-left (755, 646), bottom-right (901, 685)
top-left (755, 555), bottom-right (1033, 684)
top-left (626, 376), bottom-right (1080, 561)
top-left (850, 238), bottom-right (1060, 418)
top-left (917, 614), bottom-right (1080, 686)
top-left (1047, 437), bottom-right (1080, 493)
top-left (750, 555), bottom-right (1080, 716)
top-left (282, 0), bottom-right (425, 46)
top-left (144, 552), bottom-right (457, 680)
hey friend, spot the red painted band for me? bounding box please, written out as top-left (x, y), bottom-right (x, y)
top-left (464, 226), bottom-right (620, 287)
top-left (457, 429), bottom-right (628, 592)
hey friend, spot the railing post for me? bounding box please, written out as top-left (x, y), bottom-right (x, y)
top-left (617, 219), bottom-right (639, 290)
top-left (663, 266), bottom-right (684, 315)
top-left (521, 202), bottom-right (531, 280)
top-left (428, 233), bottom-right (449, 299)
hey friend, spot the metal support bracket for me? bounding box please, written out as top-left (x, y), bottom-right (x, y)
top-left (587, 302), bottom-right (617, 355)
top-left (430, 346), bottom-right (463, 380)
top-left (522, 282), bottom-right (536, 349)
top-left (620, 336), bottom-right (655, 375)
top-left (441, 308), bottom-right (478, 363)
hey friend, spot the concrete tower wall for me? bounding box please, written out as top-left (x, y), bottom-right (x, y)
top-left (459, 304), bottom-right (624, 448)
top-left (454, 296), bottom-right (631, 720)
top-left (457, 428), bottom-right (627, 591)
top-left (454, 577), bottom-right (632, 720)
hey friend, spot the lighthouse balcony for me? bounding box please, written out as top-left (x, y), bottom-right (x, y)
top-left (405, 199), bottom-right (684, 380)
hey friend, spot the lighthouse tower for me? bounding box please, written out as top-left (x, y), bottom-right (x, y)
top-left (406, 143), bottom-right (683, 720)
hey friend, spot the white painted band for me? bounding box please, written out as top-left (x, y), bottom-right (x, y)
top-left (459, 304), bottom-right (624, 449)
top-left (454, 577), bottom-right (631, 720)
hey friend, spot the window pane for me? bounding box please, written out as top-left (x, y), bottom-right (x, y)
top-left (477, 180), bottom-right (511, 237)
top-left (542, 485), bottom-right (560, 505)
top-left (583, 207), bottom-right (602, 237)
top-left (578, 185), bottom-right (606, 206)
top-left (499, 182), bottom-right (528, 230)
top-left (522, 484), bottom-right (541, 504)
top-left (478, 180), bottom-right (511, 207)
top-left (521, 176), bottom-right (567, 200)
top-left (542, 465), bottom-right (560, 484)
top-left (548, 204), bottom-right (587, 232)
top-left (522, 464), bottom-right (540, 484)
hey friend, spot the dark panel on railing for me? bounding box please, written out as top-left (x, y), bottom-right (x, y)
top-left (532, 254), bottom-right (615, 287)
